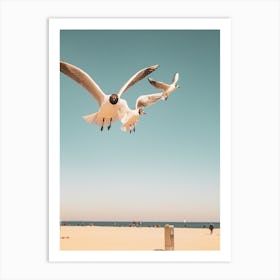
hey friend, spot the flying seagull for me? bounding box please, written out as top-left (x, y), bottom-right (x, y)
top-left (121, 93), bottom-right (162, 133)
top-left (60, 61), bottom-right (159, 131)
top-left (148, 72), bottom-right (180, 100)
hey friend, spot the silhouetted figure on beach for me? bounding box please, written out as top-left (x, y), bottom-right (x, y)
top-left (209, 224), bottom-right (214, 234)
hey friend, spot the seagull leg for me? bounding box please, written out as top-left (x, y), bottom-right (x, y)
top-left (129, 125), bottom-right (132, 134)
top-left (100, 118), bottom-right (105, 131)
top-left (133, 126), bottom-right (136, 133)
top-left (107, 118), bottom-right (112, 130)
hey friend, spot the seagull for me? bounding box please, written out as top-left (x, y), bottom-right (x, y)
top-left (60, 61), bottom-right (159, 131)
top-left (121, 93), bottom-right (162, 133)
top-left (148, 72), bottom-right (180, 100)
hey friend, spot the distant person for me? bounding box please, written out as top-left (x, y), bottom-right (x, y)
top-left (209, 224), bottom-right (214, 234)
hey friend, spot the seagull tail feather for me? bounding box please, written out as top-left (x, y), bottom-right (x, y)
top-left (83, 112), bottom-right (98, 125)
top-left (120, 124), bottom-right (129, 132)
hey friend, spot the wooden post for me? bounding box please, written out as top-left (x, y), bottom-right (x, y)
top-left (164, 224), bottom-right (174, 250)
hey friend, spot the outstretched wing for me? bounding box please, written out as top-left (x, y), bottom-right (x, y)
top-left (148, 77), bottom-right (169, 90)
top-left (136, 93), bottom-right (162, 109)
top-left (172, 72), bottom-right (179, 83)
top-left (60, 61), bottom-right (106, 106)
top-left (118, 64), bottom-right (159, 97)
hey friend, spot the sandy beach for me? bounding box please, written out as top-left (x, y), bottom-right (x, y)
top-left (60, 226), bottom-right (220, 250)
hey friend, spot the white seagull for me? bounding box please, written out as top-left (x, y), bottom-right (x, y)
top-left (60, 61), bottom-right (159, 131)
top-left (148, 72), bottom-right (180, 100)
top-left (121, 93), bottom-right (162, 133)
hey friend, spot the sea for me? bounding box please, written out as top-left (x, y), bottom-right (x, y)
top-left (60, 221), bottom-right (220, 228)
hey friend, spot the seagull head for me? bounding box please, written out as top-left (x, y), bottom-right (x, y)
top-left (138, 107), bottom-right (146, 116)
top-left (109, 94), bottom-right (119, 105)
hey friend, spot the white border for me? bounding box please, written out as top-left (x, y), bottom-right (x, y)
top-left (49, 18), bottom-right (231, 262)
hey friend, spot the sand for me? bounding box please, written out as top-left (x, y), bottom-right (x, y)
top-left (60, 226), bottom-right (220, 250)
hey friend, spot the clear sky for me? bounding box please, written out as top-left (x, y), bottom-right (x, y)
top-left (60, 30), bottom-right (220, 222)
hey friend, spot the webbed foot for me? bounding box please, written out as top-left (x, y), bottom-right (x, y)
top-left (107, 118), bottom-right (112, 130)
top-left (101, 118), bottom-right (105, 131)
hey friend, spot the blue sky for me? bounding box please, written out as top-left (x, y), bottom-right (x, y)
top-left (60, 30), bottom-right (220, 222)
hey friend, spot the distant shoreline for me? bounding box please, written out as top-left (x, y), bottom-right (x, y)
top-left (60, 221), bottom-right (220, 229)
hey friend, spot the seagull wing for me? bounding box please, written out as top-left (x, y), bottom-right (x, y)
top-left (118, 64), bottom-right (159, 97)
top-left (120, 108), bottom-right (134, 124)
top-left (136, 93), bottom-right (162, 109)
top-left (60, 61), bottom-right (106, 106)
top-left (148, 78), bottom-right (169, 90)
top-left (172, 72), bottom-right (179, 83)
top-left (117, 99), bottom-right (130, 120)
